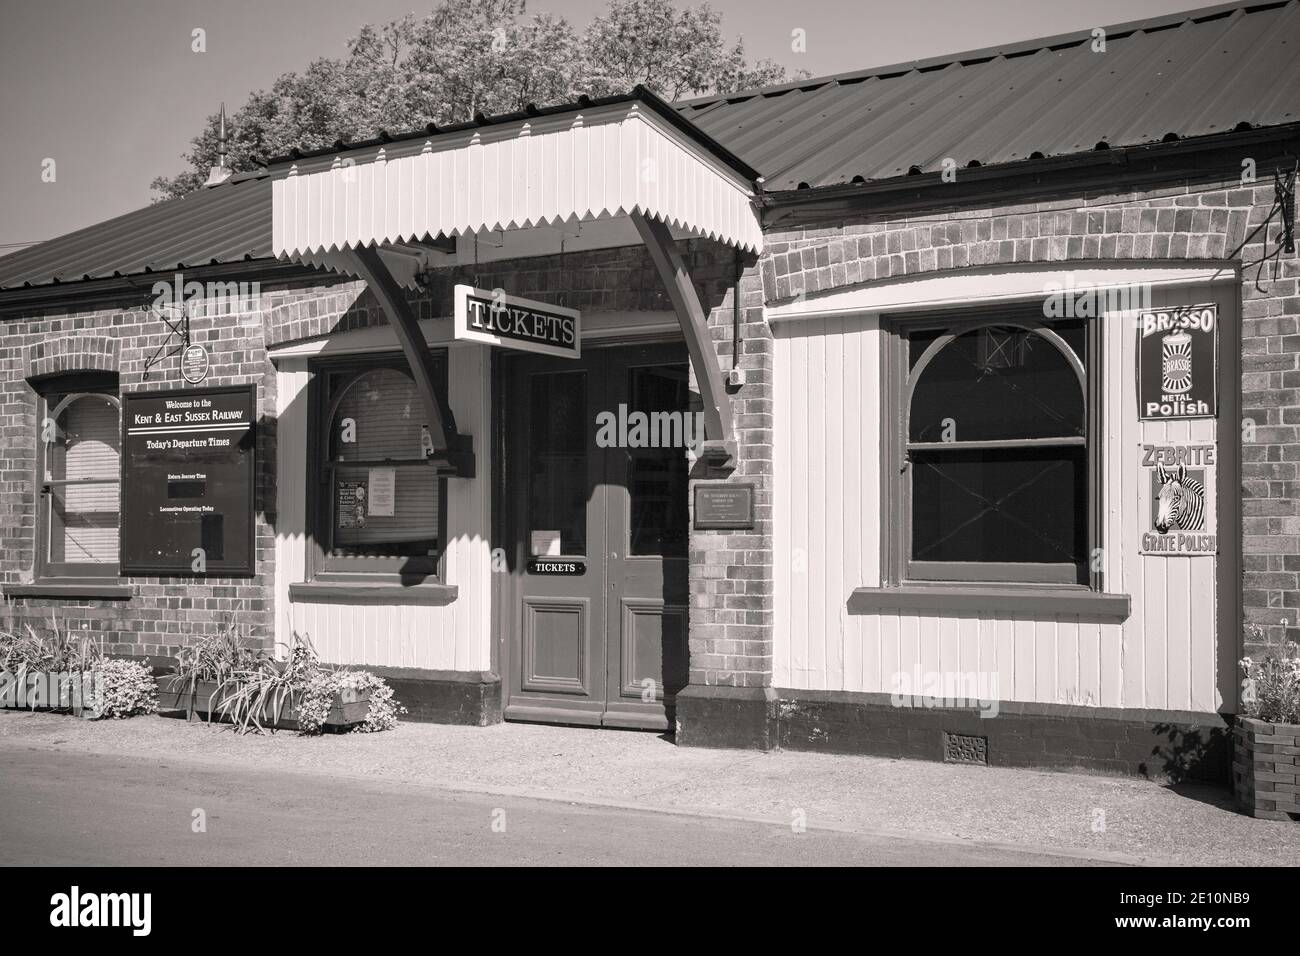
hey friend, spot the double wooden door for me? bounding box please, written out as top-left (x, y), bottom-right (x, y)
top-left (500, 343), bottom-right (690, 730)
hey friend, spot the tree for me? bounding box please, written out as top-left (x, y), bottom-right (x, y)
top-left (151, 0), bottom-right (795, 200)
top-left (581, 0), bottom-right (790, 101)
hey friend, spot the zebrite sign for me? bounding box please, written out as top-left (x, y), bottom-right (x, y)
top-left (1139, 443), bottom-right (1217, 556)
top-left (454, 285), bottom-right (580, 359)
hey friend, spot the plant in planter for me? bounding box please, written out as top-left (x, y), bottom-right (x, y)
top-left (1235, 624), bottom-right (1300, 821)
top-left (214, 630), bottom-right (319, 733)
top-left (1, 614), bottom-right (156, 718)
top-left (1, 615), bottom-right (100, 713)
top-left (164, 628), bottom-right (404, 735)
top-left (162, 621), bottom-right (266, 720)
top-left (296, 669), bottom-right (405, 735)
top-left (84, 659), bottom-right (159, 719)
top-left (0, 616), bottom-right (103, 674)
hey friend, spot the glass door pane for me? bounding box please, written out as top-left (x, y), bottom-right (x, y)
top-left (528, 370), bottom-right (588, 556)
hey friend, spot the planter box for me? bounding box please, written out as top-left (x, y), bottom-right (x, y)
top-left (1233, 716), bottom-right (1300, 821)
top-left (156, 675), bottom-right (370, 731)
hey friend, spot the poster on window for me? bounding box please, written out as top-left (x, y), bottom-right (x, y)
top-left (336, 479), bottom-right (367, 530)
top-left (1139, 443), bottom-right (1217, 556)
top-left (367, 467), bottom-right (395, 517)
top-left (1137, 304), bottom-right (1217, 420)
top-left (121, 384), bottom-right (255, 576)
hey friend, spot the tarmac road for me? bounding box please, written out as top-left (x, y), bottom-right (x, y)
top-left (0, 748), bottom-right (1108, 867)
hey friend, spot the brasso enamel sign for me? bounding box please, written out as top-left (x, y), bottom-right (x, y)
top-left (454, 284), bottom-right (580, 359)
top-left (1136, 304), bottom-right (1217, 420)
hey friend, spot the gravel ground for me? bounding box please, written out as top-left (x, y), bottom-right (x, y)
top-left (2, 709), bottom-right (1297, 866)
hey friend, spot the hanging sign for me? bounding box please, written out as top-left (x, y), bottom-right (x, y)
top-left (121, 385), bottom-right (256, 576)
top-left (1137, 304), bottom-right (1217, 420)
top-left (180, 343), bottom-right (209, 384)
top-left (454, 284), bottom-right (580, 359)
top-left (1139, 443), bottom-right (1217, 556)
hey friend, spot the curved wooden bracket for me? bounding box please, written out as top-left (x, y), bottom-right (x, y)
top-left (344, 246), bottom-right (475, 477)
top-left (630, 211), bottom-right (737, 470)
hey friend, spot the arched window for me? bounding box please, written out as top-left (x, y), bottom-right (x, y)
top-left (39, 384), bottom-right (121, 577)
top-left (314, 358), bottom-right (445, 577)
top-left (901, 317), bottom-right (1092, 584)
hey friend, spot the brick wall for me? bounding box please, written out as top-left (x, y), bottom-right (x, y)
top-left (0, 287), bottom-right (282, 657)
top-left (746, 174), bottom-right (1298, 675)
top-left (686, 261), bottom-right (775, 688)
top-left (0, 242), bottom-right (735, 662)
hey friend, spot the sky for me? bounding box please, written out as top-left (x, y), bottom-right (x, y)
top-left (0, 0), bottom-right (1208, 249)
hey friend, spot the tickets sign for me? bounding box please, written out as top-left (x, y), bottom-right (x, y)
top-left (454, 284), bottom-right (580, 359)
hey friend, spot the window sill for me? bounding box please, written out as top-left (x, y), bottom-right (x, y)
top-left (289, 581), bottom-right (459, 606)
top-left (848, 585), bottom-right (1130, 622)
top-left (2, 582), bottom-right (133, 601)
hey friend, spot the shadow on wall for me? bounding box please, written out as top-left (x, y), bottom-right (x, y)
top-left (1146, 720), bottom-right (1232, 786)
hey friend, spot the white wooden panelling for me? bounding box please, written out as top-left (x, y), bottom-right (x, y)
top-left (773, 314), bottom-right (881, 688)
top-left (773, 277), bottom-right (1231, 712)
top-left (275, 345), bottom-right (492, 670)
top-left (272, 101), bottom-right (761, 286)
top-left (274, 361), bottom-right (310, 655)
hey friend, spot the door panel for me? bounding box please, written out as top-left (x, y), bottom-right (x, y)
top-left (503, 343), bottom-right (690, 730)
top-left (521, 598), bottom-right (591, 695)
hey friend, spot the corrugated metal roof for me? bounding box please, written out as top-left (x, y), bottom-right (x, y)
top-left (3, 0), bottom-right (1296, 298)
top-left (264, 85), bottom-right (761, 181)
top-left (0, 170), bottom-right (270, 292)
top-left (677, 0), bottom-right (1300, 190)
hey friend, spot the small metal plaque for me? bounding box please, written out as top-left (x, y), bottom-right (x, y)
top-left (181, 343), bottom-right (209, 384)
top-left (527, 559), bottom-right (585, 576)
top-left (693, 483), bottom-right (755, 530)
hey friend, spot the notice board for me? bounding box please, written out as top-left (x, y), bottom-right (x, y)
top-left (121, 385), bottom-right (256, 576)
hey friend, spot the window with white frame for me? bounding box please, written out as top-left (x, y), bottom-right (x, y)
top-left (891, 312), bottom-right (1099, 587)
top-left (38, 377), bottom-right (122, 579)
top-left (310, 355), bottom-right (447, 580)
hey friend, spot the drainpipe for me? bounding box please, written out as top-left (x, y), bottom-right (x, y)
top-left (728, 246), bottom-right (745, 387)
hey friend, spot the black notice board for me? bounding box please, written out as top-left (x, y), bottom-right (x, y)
top-left (121, 385), bottom-right (256, 576)
top-left (694, 483), bottom-right (755, 530)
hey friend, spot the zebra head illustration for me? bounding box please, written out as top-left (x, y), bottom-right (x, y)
top-left (1154, 464), bottom-right (1206, 533)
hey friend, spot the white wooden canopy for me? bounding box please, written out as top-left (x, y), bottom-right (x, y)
top-left (266, 90), bottom-right (753, 475)
top-left (271, 95), bottom-right (762, 287)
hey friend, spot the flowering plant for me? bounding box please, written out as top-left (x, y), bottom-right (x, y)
top-left (182, 630), bottom-right (404, 735)
top-left (1240, 624), bottom-right (1300, 724)
top-left (296, 668), bottom-right (405, 735)
top-left (86, 659), bottom-right (159, 720)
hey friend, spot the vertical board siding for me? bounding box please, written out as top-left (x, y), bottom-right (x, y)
top-left (275, 344), bottom-right (492, 671)
top-left (774, 282), bottom-right (1226, 712)
top-left (274, 361), bottom-right (310, 657)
